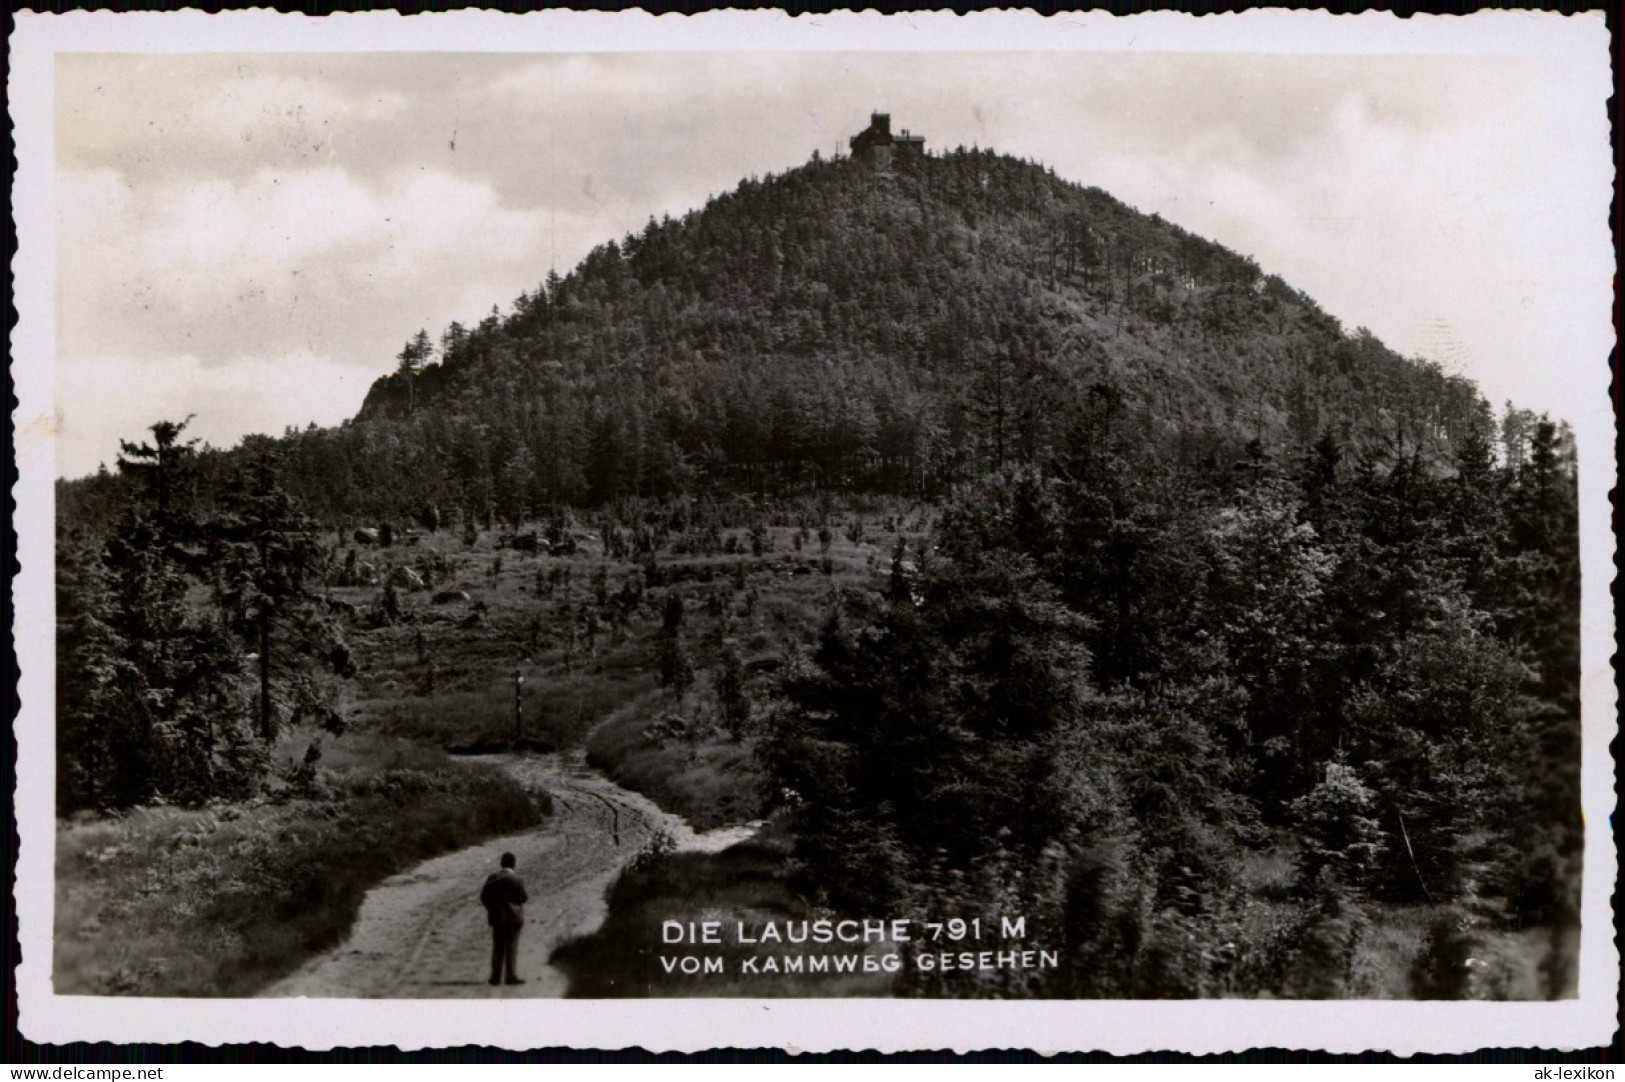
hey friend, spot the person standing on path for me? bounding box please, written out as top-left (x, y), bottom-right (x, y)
top-left (479, 852), bottom-right (528, 986)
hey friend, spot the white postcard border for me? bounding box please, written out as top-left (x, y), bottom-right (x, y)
top-left (10, 7), bottom-right (1617, 1053)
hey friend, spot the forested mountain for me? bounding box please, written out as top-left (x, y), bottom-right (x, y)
top-left (253, 147), bottom-right (1490, 523)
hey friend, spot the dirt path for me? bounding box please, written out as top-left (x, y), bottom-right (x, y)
top-left (262, 751), bottom-right (757, 999)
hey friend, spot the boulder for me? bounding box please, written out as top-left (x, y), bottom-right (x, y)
top-left (387, 566), bottom-right (426, 591)
top-left (325, 598), bottom-right (361, 620)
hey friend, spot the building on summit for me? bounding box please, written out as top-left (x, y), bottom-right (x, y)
top-left (849, 112), bottom-right (925, 165)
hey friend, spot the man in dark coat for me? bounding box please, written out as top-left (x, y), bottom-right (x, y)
top-left (479, 851), bottom-right (528, 985)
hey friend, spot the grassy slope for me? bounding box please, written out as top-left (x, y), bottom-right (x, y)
top-left (54, 735), bottom-right (544, 996)
top-left (580, 531), bottom-right (893, 830)
top-left (343, 516), bottom-right (911, 830)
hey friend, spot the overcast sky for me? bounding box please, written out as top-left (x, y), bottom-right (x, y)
top-left (53, 38), bottom-right (1612, 478)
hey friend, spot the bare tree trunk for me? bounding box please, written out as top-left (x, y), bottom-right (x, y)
top-left (259, 614), bottom-right (274, 742)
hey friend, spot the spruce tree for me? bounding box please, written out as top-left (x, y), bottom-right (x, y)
top-left (212, 438), bottom-right (328, 742)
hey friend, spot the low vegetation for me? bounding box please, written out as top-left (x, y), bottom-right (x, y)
top-left (54, 736), bottom-right (545, 996)
top-left (551, 822), bottom-right (891, 998)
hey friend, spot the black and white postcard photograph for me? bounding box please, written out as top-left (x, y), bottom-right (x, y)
top-left (10, 8), bottom-right (1616, 1054)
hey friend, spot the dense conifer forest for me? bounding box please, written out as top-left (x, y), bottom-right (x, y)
top-left (55, 146), bottom-right (1581, 998)
top-left (63, 149), bottom-right (1495, 528)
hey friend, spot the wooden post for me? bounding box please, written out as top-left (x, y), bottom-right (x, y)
top-left (513, 669), bottom-right (525, 745)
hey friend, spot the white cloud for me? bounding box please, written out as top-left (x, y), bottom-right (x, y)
top-left (56, 58), bottom-right (409, 178)
top-left (57, 160), bottom-right (558, 474)
top-left (57, 352), bottom-right (371, 479)
top-left (195, 73), bottom-right (405, 138)
top-left (1077, 69), bottom-right (1603, 427)
top-left (60, 164), bottom-right (549, 368)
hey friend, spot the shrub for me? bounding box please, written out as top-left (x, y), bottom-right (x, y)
top-left (1409, 909), bottom-right (1478, 999)
top-left (54, 760), bottom-right (545, 996)
top-left (1290, 761), bottom-right (1385, 892)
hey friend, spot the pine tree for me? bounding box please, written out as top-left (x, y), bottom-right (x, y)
top-left (55, 537), bottom-right (125, 810)
top-left (769, 475), bottom-right (1095, 911)
top-left (715, 641), bottom-right (750, 738)
top-left (116, 416), bottom-right (200, 555)
top-left (657, 593), bottom-right (694, 699)
top-left (212, 438), bottom-right (329, 742)
top-left (396, 329), bottom-right (433, 413)
top-left (60, 494), bottom-right (255, 810)
top-left (1291, 760), bottom-right (1386, 890)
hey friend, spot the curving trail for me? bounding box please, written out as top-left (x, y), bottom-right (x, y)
top-left (262, 752), bottom-right (755, 999)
